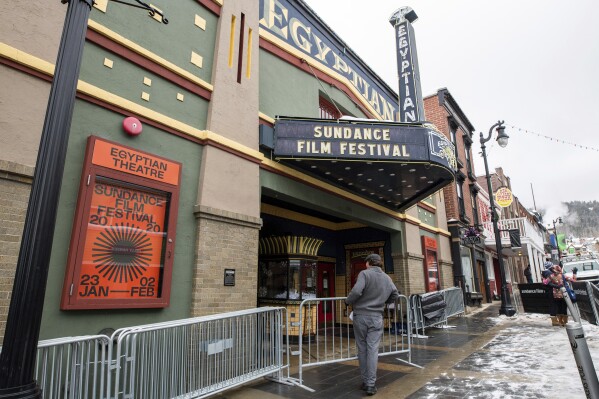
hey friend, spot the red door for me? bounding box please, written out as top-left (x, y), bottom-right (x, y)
top-left (351, 262), bottom-right (367, 288)
top-left (317, 262), bottom-right (335, 323)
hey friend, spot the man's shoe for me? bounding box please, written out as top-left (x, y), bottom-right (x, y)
top-left (365, 385), bottom-right (377, 396)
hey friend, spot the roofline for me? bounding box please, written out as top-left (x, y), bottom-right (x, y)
top-left (436, 88), bottom-right (476, 133)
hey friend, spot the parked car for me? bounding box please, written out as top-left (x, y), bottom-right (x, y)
top-left (561, 254), bottom-right (599, 284)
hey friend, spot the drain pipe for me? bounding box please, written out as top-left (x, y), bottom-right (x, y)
top-left (562, 287), bottom-right (599, 398)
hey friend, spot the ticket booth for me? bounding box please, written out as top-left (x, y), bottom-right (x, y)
top-left (258, 236), bottom-right (323, 337)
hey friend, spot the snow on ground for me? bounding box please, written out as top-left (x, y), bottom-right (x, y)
top-left (472, 311), bottom-right (599, 398)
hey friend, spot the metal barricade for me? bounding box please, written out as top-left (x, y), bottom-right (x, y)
top-left (409, 287), bottom-right (465, 337)
top-left (108, 306), bottom-right (288, 399)
top-left (409, 292), bottom-right (447, 337)
top-left (291, 296), bottom-right (419, 391)
top-left (6, 335), bottom-right (112, 399)
top-left (2, 308), bottom-right (291, 399)
top-left (443, 287), bottom-right (466, 319)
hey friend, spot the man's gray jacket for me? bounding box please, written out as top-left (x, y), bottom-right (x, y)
top-left (345, 266), bottom-right (399, 316)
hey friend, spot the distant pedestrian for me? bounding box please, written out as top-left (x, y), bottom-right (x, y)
top-left (345, 253), bottom-right (399, 396)
top-left (543, 261), bottom-right (576, 326)
top-left (524, 264), bottom-right (533, 283)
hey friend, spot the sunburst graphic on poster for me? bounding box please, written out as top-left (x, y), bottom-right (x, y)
top-left (91, 222), bottom-right (152, 283)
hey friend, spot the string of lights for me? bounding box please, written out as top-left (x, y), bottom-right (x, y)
top-left (508, 124), bottom-right (599, 152)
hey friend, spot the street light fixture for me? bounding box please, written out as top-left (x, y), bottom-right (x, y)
top-left (480, 120), bottom-right (516, 317)
top-left (552, 217), bottom-right (563, 262)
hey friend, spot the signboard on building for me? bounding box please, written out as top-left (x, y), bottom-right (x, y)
top-left (494, 186), bottom-right (513, 207)
top-left (274, 118), bottom-right (456, 170)
top-left (258, 0), bottom-right (398, 121)
top-left (392, 20), bottom-right (424, 122)
top-left (460, 226), bottom-right (481, 246)
top-left (61, 136), bottom-right (181, 310)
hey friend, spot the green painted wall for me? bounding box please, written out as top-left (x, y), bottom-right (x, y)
top-left (90, 0), bottom-right (217, 84)
top-left (422, 195), bottom-right (435, 207)
top-left (417, 206), bottom-right (437, 226)
top-left (80, 43), bottom-right (209, 128)
top-left (259, 50), bottom-right (368, 119)
top-left (40, 101), bottom-right (202, 339)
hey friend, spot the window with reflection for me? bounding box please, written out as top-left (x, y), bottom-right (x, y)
top-left (258, 258), bottom-right (317, 300)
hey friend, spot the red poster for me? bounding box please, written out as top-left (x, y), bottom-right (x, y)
top-left (76, 179), bottom-right (168, 301)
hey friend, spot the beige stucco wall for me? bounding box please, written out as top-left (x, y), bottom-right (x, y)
top-left (0, 0), bottom-right (65, 342)
top-left (199, 0), bottom-right (260, 218)
top-left (197, 147), bottom-right (260, 218)
top-left (206, 1), bottom-right (259, 149)
top-left (191, 1), bottom-right (262, 316)
top-left (0, 1), bottom-right (65, 62)
top-left (0, 68), bottom-right (49, 166)
top-left (0, 1), bottom-right (65, 167)
top-left (404, 206), bottom-right (422, 252)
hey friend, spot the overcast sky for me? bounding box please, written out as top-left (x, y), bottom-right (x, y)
top-left (303, 0), bottom-right (599, 225)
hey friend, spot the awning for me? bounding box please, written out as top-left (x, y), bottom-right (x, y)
top-left (273, 117), bottom-right (457, 211)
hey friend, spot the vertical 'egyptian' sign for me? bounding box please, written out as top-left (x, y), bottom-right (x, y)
top-left (392, 19), bottom-right (425, 122)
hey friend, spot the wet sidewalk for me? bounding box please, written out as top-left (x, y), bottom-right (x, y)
top-left (215, 303), bottom-right (599, 398)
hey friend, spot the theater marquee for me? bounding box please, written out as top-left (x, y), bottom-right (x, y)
top-left (61, 136), bottom-right (181, 310)
top-left (274, 118), bottom-right (456, 168)
top-left (272, 117), bottom-right (456, 210)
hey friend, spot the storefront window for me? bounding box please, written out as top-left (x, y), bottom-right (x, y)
top-left (258, 260), bottom-right (288, 299)
top-left (258, 258), bottom-right (317, 300)
top-left (460, 246), bottom-right (475, 292)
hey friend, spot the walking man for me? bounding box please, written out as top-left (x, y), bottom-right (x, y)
top-left (346, 253), bottom-right (399, 396)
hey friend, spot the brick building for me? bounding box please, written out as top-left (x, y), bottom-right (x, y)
top-left (424, 88), bottom-right (490, 305)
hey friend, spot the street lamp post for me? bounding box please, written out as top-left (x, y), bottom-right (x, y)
top-left (0, 2), bottom-right (94, 396)
top-left (480, 121), bottom-right (516, 317)
top-left (552, 217), bottom-right (563, 262)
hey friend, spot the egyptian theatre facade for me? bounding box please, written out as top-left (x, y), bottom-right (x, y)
top-left (0, 0), bottom-right (456, 339)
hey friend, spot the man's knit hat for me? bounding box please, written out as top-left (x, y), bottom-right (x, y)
top-left (365, 253), bottom-right (382, 265)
